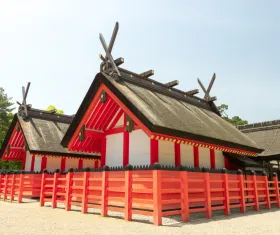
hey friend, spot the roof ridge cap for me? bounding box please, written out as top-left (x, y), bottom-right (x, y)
top-left (237, 119), bottom-right (280, 130)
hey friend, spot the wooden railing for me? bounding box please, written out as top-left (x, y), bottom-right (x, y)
top-left (0, 171), bottom-right (41, 202)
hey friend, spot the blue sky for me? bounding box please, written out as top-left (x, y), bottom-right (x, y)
top-left (0, 0), bottom-right (279, 123)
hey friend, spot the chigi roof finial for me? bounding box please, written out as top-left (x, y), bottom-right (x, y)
top-left (99, 22), bottom-right (122, 80)
top-left (197, 73), bottom-right (217, 102)
top-left (17, 82), bottom-right (32, 119)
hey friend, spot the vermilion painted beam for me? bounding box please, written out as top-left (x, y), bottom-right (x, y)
top-left (61, 158), bottom-right (66, 172)
top-left (105, 127), bottom-right (125, 135)
top-left (123, 116), bottom-right (129, 166)
top-left (210, 149), bottom-right (215, 169)
top-left (193, 146), bottom-right (199, 168)
top-left (30, 155), bottom-right (35, 172)
top-left (41, 155), bottom-right (47, 171)
top-left (84, 129), bottom-right (105, 139)
top-left (101, 103), bottom-right (119, 130)
top-left (150, 139), bottom-right (159, 165)
top-left (94, 98), bottom-right (115, 129)
top-left (175, 143), bottom-right (181, 167)
top-left (86, 101), bottom-right (104, 129)
top-left (107, 109), bottom-right (123, 130)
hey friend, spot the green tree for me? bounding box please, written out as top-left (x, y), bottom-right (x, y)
top-left (218, 104), bottom-right (248, 126)
top-left (0, 87), bottom-right (21, 170)
top-left (46, 105), bottom-right (64, 114)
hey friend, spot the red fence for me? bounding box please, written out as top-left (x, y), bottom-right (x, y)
top-left (0, 172), bottom-right (41, 202)
top-left (39, 166), bottom-right (280, 226)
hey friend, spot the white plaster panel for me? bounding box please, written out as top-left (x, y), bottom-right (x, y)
top-left (215, 150), bottom-right (225, 168)
top-left (25, 151), bottom-right (32, 171)
top-left (46, 157), bottom-right (61, 172)
top-left (106, 133), bottom-right (123, 166)
top-left (158, 140), bottom-right (175, 166)
top-left (34, 155), bottom-right (42, 172)
top-left (83, 159), bottom-right (95, 168)
top-left (66, 158), bottom-right (79, 170)
top-left (199, 147), bottom-right (211, 168)
top-left (180, 144), bottom-right (194, 167)
top-left (129, 129), bottom-right (150, 166)
top-left (114, 114), bottom-right (124, 128)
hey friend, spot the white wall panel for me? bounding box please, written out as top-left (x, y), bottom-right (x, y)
top-left (83, 159), bottom-right (95, 168)
top-left (129, 130), bottom-right (150, 166)
top-left (181, 144), bottom-right (194, 167)
top-left (34, 155), bottom-right (42, 172)
top-left (215, 150), bottom-right (225, 168)
top-left (46, 157), bottom-right (61, 172)
top-left (158, 140), bottom-right (175, 166)
top-left (66, 158), bottom-right (79, 170)
top-left (106, 133), bottom-right (123, 166)
top-left (25, 151), bottom-right (32, 171)
top-left (199, 147), bottom-right (211, 168)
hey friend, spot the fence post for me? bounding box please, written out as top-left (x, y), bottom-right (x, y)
top-left (39, 170), bottom-right (48, 207)
top-left (10, 173), bottom-right (16, 203)
top-left (81, 167), bottom-right (90, 214)
top-left (238, 169), bottom-right (246, 213)
top-left (273, 173), bottom-right (280, 208)
top-left (101, 166), bottom-right (109, 217)
top-left (222, 168), bottom-right (230, 216)
top-left (124, 164), bottom-right (133, 221)
top-left (180, 168), bottom-right (189, 222)
top-left (65, 168), bottom-right (73, 211)
top-left (263, 171), bottom-right (271, 210)
top-left (204, 169), bottom-right (212, 219)
top-left (153, 163), bottom-right (162, 226)
top-left (52, 169), bottom-right (60, 209)
top-left (0, 173), bottom-right (2, 196)
top-left (252, 171), bottom-right (259, 211)
top-left (3, 173), bottom-right (9, 201)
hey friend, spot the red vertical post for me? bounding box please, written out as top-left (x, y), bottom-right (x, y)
top-left (52, 169), bottom-right (59, 209)
top-left (123, 115), bottom-right (130, 167)
top-left (78, 159), bottom-right (83, 169)
top-left (101, 137), bottom-right (107, 167)
top-left (41, 155), bottom-right (47, 172)
top-left (204, 170), bottom-right (212, 219)
top-left (30, 155), bottom-right (35, 172)
top-left (150, 139), bottom-right (159, 165)
top-left (238, 169), bottom-right (246, 213)
top-left (263, 171), bottom-right (271, 210)
top-left (222, 169), bottom-right (230, 216)
top-left (0, 173), bottom-right (2, 195)
top-left (65, 169), bottom-right (73, 211)
top-left (21, 154), bottom-right (26, 170)
top-left (60, 158), bottom-right (66, 172)
top-left (39, 170), bottom-right (47, 207)
top-left (94, 160), bottom-right (99, 168)
top-left (3, 173), bottom-right (8, 201)
top-left (194, 146), bottom-right (199, 168)
top-left (210, 149), bottom-right (215, 169)
top-left (81, 169), bottom-right (90, 214)
top-left (224, 156), bottom-right (229, 170)
top-left (101, 167), bottom-right (108, 216)
top-left (10, 173), bottom-right (16, 202)
top-left (153, 165), bottom-right (162, 226)
top-left (175, 143), bottom-right (181, 167)
top-left (273, 173), bottom-right (280, 208)
top-left (252, 171), bottom-right (259, 211)
top-left (124, 165), bottom-right (132, 221)
top-left (180, 170), bottom-right (189, 222)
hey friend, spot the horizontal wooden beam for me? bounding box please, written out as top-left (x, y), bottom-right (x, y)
top-left (205, 96), bottom-right (217, 102)
top-left (140, 70), bottom-right (154, 78)
top-left (165, 80), bottom-right (179, 88)
top-left (114, 57), bottom-right (124, 66)
top-left (185, 89), bottom-right (199, 96)
top-left (84, 129), bottom-right (105, 139)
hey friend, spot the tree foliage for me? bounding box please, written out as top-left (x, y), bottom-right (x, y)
top-left (218, 104), bottom-right (248, 126)
top-left (46, 105), bottom-right (64, 114)
top-left (0, 87), bottom-right (21, 170)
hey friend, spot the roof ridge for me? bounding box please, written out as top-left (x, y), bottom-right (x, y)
top-left (237, 119), bottom-right (280, 130)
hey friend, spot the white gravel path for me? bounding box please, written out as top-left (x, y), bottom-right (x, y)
top-left (1, 200), bottom-right (280, 235)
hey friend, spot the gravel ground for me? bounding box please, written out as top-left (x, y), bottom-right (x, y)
top-left (1, 200), bottom-right (280, 235)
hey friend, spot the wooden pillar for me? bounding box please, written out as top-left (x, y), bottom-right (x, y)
top-left (150, 138), bottom-right (159, 165)
top-left (123, 131), bottom-right (129, 167)
top-left (65, 169), bottom-right (73, 211)
top-left (252, 171), bottom-right (259, 211)
top-left (238, 169), bottom-right (246, 213)
top-left (0, 173), bottom-right (3, 195)
top-left (30, 155), bottom-right (35, 172)
top-left (222, 169), bottom-right (230, 215)
top-left (101, 166), bottom-right (109, 216)
top-left (101, 137), bottom-right (107, 167)
top-left (40, 155), bottom-right (47, 172)
top-left (224, 156), bottom-right (229, 170)
top-left (39, 170), bottom-right (47, 207)
top-left (273, 173), bottom-right (280, 208)
top-left (153, 165), bottom-right (162, 226)
top-left (124, 165), bottom-right (132, 221)
top-left (263, 171), bottom-right (271, 210)
top-left (21, 154), bottom-right (26, 170)
top-left (210, 149), bottom-right (215, 169)
top-left (60, 158), bottom-right (66, 172)
top-left (10, 173), bottom-right (16, 202)
top-left (52, 169), bottom-right (59, 209)
top-left (81, 168), bottom-right (90, 213)
top-left (94, 160), bottom-right (99, 168)
top-left (175, 142), bottom-right (181, 167)
top-left (78, 159), bottom-right (83, 169)
top-left (194, 146), bottom-right (199, 168)
top-left (204, 170), bottom-right (212, 219)
top-left (180, 170), bottom-right (189, 222)
top-left (3, 173), bottom-right (8, 201)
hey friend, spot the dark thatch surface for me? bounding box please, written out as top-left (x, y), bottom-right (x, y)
top-left (62, 69), bottom-right (262, 154)
top-left (238, 120), bottom-right (280, 157)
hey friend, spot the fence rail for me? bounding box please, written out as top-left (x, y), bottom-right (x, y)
top-left (1, 166), bottom-right (280, 226)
